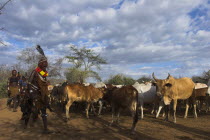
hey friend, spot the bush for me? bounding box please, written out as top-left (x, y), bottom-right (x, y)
top-left (0, 81), bottom-right (7, 98)
top-left (106, 74), bottom-right (136, 85)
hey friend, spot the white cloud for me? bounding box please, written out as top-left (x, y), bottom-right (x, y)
top-left (0, 0), bottom-right (209, 81)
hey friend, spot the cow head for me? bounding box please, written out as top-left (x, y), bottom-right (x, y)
top-left (152, 72), bottom-right (174, 105)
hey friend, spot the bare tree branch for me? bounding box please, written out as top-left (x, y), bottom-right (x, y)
top-left (0, 0), bottom-right (12, 11)
top-left (0, 0), bottom-right (12, 46)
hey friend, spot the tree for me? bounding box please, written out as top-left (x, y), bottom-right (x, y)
top-left (0, 0), bottom-right (12, 45)
top-left (106, 74), bottom-right (136, 85)
top-left (65, 45), bottom-right (107, 83)
top-left (191, 70), bottom-right (210, 84)
top-left (17, 47), bottom-right (63, 78)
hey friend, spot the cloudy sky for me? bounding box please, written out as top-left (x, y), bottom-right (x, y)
top-left (0, 0), bottom-right (210, 81)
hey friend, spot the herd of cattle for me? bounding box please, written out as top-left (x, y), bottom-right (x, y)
top-left (48, 73), bottom-right (210, 134)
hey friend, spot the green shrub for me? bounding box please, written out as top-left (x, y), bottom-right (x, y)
top-left (0, 81), bottom-right (7, 98)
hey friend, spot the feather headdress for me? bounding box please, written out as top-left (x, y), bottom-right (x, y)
top-left (36, 45), bottom-right (47, 63)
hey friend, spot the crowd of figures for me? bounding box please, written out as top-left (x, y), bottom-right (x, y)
top-left (5, 45), bottom-right (210, 134)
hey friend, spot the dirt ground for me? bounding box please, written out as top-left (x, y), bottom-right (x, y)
top-left (0, 98), bottom-right (210, 140)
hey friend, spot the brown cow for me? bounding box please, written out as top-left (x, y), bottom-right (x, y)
top-left (152, 73), bottom-right (196, 123)
top-left (64, 84), bottom-right (103, 120)
top-left (103, 85), bottom-right (139, 134)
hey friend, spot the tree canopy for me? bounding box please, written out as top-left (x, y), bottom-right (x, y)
top-left (65, 45), bottom-right (107, 83)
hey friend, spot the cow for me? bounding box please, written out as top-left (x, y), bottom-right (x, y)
top-left (64, 84), bottom-right (104, 120)
top-left (152, 73), bottom-right (196, 123)
top-left (194, 83), bottom-right (208, 112)
top-left (112, 84), bottom-right (124, 88)
top-left (206, 79), bottom-right (210, 112)
top-left (132, 82), bottom-right (163, 119)
top-left (102, 85), bottom-right (139, 134)
top-left (50, 82), bottom-right (68, 112)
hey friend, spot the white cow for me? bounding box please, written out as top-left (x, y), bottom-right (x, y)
top-left (94, 82), bottom-right (107, 88)
top-left (132, 82), bottom-right (163, 119)
top-left (83, 83), bottom-right (90, 86)
top-left (112, 84), bottom-right (124, 88)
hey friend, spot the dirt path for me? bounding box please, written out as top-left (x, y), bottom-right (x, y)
top-left (0, 98), bottom-right (210, 140)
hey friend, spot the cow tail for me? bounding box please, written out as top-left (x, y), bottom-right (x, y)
top-left (131, 89), bottom-right (139, 132)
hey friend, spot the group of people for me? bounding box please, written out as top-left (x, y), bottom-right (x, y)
top-left (7, 70), bottom-right (27, 112)
top-left (6, 45), bottom-right (53, 133)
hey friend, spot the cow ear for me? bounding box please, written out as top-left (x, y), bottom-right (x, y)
top-left (152, 82), bottom-right (156, 86)
top-left (165, 83), bottom-right (172, 87)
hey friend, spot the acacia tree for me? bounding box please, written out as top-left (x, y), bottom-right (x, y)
top-left (65, 45), bottom-right (107, 83)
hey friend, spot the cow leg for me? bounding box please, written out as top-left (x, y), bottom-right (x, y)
top-left (86, 102), bottom-right (91, 119)
top-left (193, 99), bottom-right (198, 118)
top-left (110, 105), bottom-right (115, 125)
top-left (116, 108), bottom-right (121, 124)
top-left (98, 100), bottom-right (103, 115)
top-left (173, 99), bottom-right (177, 123)
top-left (131, 101), bottom-right (138, 134)
top-left (156, 103), bottom-right (163, 118)
top-left (65, 100), bottom-right (73, 121)
top-left (184, 99), bottom-right (189, 118)
top-left (164, 105), bottom-right (170, 121)
top-left (151, 103), bottom-right (155, 114)
top-left (206, 97), bottom-right (209, 112)
top-left (140, 102), bottom-right (144, 119)
top-left (90, 102), bottom-right (97, 116)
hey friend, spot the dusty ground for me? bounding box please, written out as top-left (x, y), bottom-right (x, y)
top-left (0, 98), bottom-right (210, 140)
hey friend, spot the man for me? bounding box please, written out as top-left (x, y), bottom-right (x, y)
top-left (7, 69), bottom-right (20, 112)
top-left (24, 45), bottom-right (52, 133)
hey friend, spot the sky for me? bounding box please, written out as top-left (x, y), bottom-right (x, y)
top-left (0, 0), bottom-right (210, 81)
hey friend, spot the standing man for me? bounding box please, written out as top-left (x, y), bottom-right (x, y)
top-left (24, 45), bottom-right (52, 133)
top-left (7, 69), bottom-right (20, 112)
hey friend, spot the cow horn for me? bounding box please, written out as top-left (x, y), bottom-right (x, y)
top-left (152, 72), bottom-right (158, 81)
top-left (167, 73), bottom-right (171, 79)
